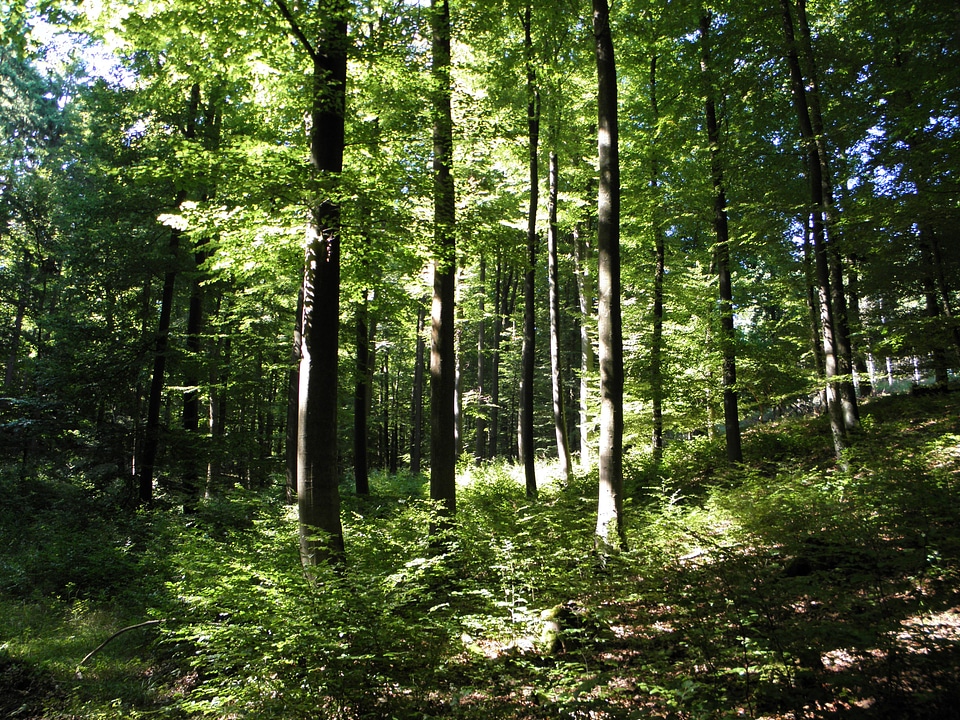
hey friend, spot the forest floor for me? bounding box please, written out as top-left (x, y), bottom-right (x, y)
top-left (1, 390), bottom-right (959, 719)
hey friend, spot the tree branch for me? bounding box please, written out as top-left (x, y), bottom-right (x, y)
top-left (74, 619), bottom-right (164, 678)
top-left (272, 0), bottom-right (318, 62)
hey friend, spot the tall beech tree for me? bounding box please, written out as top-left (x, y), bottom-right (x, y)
top-left (547, 150), bottom-right (572, 482)
top-left (699, 11), bottom-right (742, 463)
top-left (139, 83), bottom-right (201, 506)
top-left (430, 0), bottom-right (458, 519)
top-left (592, 0), bottom-right (625, 549)
top-left (273, 0), bottom-right (349, 565)
top-left (518, 0), bottom-right (539, 499)
top-left (779, 0), bottom-right (848, 463)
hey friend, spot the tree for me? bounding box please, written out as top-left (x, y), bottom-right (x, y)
top-left (273, 0), bottom-right (350, 565)
top-left (699, 11), bottom-right (742, 463)
top-left (430, 0), bottom-right (457, 519)
top-left (547, 150), bottom-right (572, 482)
top-left (592, 0), bottom-right (625, 549)
top-left (518, 0), bottom-right (539, 499)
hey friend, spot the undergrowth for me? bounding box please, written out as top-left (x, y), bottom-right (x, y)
top-left (0, 392), bottom-right (958, 718)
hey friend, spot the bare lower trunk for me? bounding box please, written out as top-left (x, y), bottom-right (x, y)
top-left (593, 0), bottom-right (625, 549)
top-left (547, 151), bottom-right (572, 482)
top-left (429, 0), bottom-right (457, 519)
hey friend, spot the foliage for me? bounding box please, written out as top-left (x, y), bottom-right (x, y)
top-left (1, 393), bottom-right (958, 718)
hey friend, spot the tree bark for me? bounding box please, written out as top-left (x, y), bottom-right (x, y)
top-left (593, 0), bottom-right (625, 550)
top-left (649, 56), bottom-right (665, 465)
top-left (139, 82), bottom-right (201, 506)
top-left (430, 0), bottom-right (457, 519)
top-left (547, 151), bottom-right (572, 483)
top-left (277, 0), bottom-right (349, 566)
top-left (519, 1), bottom-right (539, 499)
top-left (410, 301), bottom-right (426, 474)
top-left (354, 291), bottom-right (371, 494)
top-left (572, 224), bottom-right (595, 468)
top-left (780, 0), bottom-right (847, 464)
top-left (793, 0), bottom-right (859, 429)
top-left (699, 11), bottom-right (742, 463)
top-left (284, 289), bottom-right (302, 504)
top-left (474, 256), bottom-right (488, 463)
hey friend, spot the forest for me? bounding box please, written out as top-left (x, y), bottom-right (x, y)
top-left (1, 0), bottom-right (959, 716)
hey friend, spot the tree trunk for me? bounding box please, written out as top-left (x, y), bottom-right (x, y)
top-left (845, 259), bottom-right (872, 396)
top-left (793, 0), bottom-right (859, 430)
top-left (181, 254), bottom-right (204, 510)
top-left (699, 11), bottom-right (742, 463)
top-left (648, 56), bottom-right (665, 465)
top-left (519, 1), bottom-right (539, 499)
top-left (139, 83), bottom-right (201, 506)
top-left (285, 289), bottom-right (302, 504)
top-left (289, 4), bottom-right (349, 567)
top-left (488, 259), bottom-right (509, 459)
top-left (475, 256), bottom-right (488, 463)
top-left (919, 226), bottom-right (950, 387)
top-left (410, 301), bottom-right (426, 474)
top-left (547, 151), bottom-right (572, 483)
top-left (354, 291), bottom-right (371, 494)
top-left (572, 224), bottom-right (595, 468)
top-left (780, 0), bottom-right (847, 464)
top-left (593, 0), bottom-right (625, 550)
top-left (430, 0), bottom-right (457, 519)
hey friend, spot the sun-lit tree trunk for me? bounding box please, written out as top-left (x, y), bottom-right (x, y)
top-left (488, 258), bottom-right (511, 460)
top-left (430, 0), bottom-right (457, 519)
top-left (519, 1), bottom-right (539, 499)
top-left (592, 0), bottom-right (625, 550)
top-left (780, 0), bottom-right (847, 465)
top-left (274, 0), bottom-right (349, 566)
top-left (572, 224), bottom-right (595, 468)
top-left (700, 11), bottom-right (742, 463)
top-left (793, 0), bottom-right (859, 430)
top-left (285, 289), bottom-right (302, 504)
top-left (547, 151), bottom-right (572, 483)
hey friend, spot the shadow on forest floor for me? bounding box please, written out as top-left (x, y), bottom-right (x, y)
top-left (1, 391), bottom-right (959, 719)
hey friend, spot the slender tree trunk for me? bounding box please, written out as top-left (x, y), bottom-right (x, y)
top-left (547, 151), bottom-right (572, 482)
top-left (430, 0), bottom-right (457, 519)
top-left (919, 226), bottom-right (950, 387)
top-left (648, 56), bottom-right (665, 465)
top-left (285, 289), bottom-right (303, 504)
top-left (519, 2), bottom-right (539, 499)
top-left (780, 0), bottom-right (847, 464)
top-left (488, 259), bottom-right (508, 459)
top-left (354, 291), bottom-right (371, 494)
top-left (139, 84), bottom-right (202, 506)
top-left (475, 256), bottom-right (488, 463)
top-left (4, 281), bottom-right (27, 395)
top-left (286, 3), bottom-right (349, 566)
top-left (846, 259), bottom-right (872, 396)
top-left (573, 224), bottom-right (595, 468)
top-left (410, 301), bottom-right (426, 474)
top-left (700, 11), bottom-right (742, 463)
top-left (793, 0), bottom-right (859, 429)
top-left (593, 0), bottom-right (625, 550)
top-left (803, 220), bottom-right (828, 407)
top-left (181, 256), bottom-right (204, 510)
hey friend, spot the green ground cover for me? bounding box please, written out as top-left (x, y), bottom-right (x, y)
top-left (2, 391), bottom-right (959, 719)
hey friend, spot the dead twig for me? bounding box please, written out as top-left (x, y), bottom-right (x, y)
top-left (75, 619), bottom-right (164, 678)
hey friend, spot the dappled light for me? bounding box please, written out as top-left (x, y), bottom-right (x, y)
top-left (1, 392), bottom-right (959, 717)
